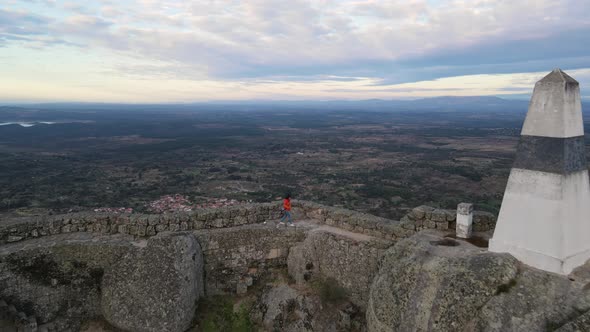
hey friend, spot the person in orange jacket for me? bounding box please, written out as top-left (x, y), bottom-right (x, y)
top-left (279, 193), bottom-right (294, 226)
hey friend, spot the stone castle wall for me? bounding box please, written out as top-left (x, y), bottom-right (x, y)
top-left (194, 225), bottom-right (308, 295)
top-left (403, 205), bottom-right (496, 232)
top-left (288, 229), bottom-right (392, 309)
top-left (0, 201), bottom-right (496, 246)
top-left (0, 203), bottom-right (281, 245)
top-left (294, 201), bottom-right (416, 240)
top-left (295, 201), bottom-right (496, 238)
top-left (0, 200), bottom-right (402, 245)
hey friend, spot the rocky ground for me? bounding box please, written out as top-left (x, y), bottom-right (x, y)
top-left (367, 230), bottom-right (590, 332)
top-left (2, 203), bottom-right (590, 332)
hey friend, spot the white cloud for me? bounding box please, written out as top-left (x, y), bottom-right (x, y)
top-left (1, 0), bottom-right (590, 101)
top-left (9, 1), bottom-right (590, 69)
top-left (1, 43), bottom-right (587, 103)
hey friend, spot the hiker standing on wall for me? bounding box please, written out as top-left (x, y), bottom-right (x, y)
top-left (279, 194), bottom-right (294, 227)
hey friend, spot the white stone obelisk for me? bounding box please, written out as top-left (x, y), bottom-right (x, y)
top-left (489, 69), bottom-right (590, 275)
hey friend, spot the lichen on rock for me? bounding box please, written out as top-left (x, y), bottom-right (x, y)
top-left (367, 230), bottom-right (590, 332)
top-left (101, 231), bottom-right (204, 332)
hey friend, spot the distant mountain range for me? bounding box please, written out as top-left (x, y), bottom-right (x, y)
top-left (3, 96), bottom-right (589, 114)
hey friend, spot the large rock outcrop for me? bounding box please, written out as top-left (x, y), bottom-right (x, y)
top-left (101, 232), bottom-right (204, 332)
top-left (254, 284), bottom-right (314, 331)
top-left (471, 266), bottom-right (590, 331)
top-left (251, 284), bottom-right (364, 332)
top-left (367, 231), bottom-right (590, 332)
top-left (0, 233), bottom-right (135, 330)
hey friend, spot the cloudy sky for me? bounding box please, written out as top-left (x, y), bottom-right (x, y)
top-left (1, 0), bottom-right (589, 103)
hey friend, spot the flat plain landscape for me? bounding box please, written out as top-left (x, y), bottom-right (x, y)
top-left (1, 101), bottom-right (588, 220)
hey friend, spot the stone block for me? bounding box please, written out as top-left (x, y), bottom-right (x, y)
top-left (7, 235), bottom-right (23, 243)
top-left (193, 220), bottom-right (204, 229)
top-left (401, 220), bottom-right (416, 230)
top-left (436, 221), bottom-right (449, 230)
top-left (392, 225), bottom-right (414, 238)
top-left (234, 216), bottom-right (247, 225)
top-left (236, 282), bottom-right (248, 295)
top-left (137, 225), bottom-right (147, 237)
top-left (430, 209), bottom-right (448, 222)
top-left (411, 205), bottom-right (434, 219)
top-left (267, 248), bottom-right (281, 259)
top-left (212, 219), bottom-right (224, 228)
top-left (118, 225), bottom-right (127, 234)
top-left (148, 216), bottom-right (159, 226)
top-left (381, 224), bottom-right (397, 237)
top-left (240, 208), bottom-right (249, 217)
top-left (49, 226), bottom-right (60, 235)
top-left (342, 223), bottom-right (355, 231)
top-left (138, 217), bottom-right (148, 226)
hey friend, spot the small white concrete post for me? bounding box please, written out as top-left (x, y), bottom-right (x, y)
top-left (456, 203), bottom-right (473, 239)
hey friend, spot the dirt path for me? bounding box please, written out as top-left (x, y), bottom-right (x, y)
top-left (271, 219), bottom-right (376, 242)
top-left (313, 224), bottom-right (375, 242)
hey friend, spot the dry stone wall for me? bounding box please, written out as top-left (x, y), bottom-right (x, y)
top-left (0, 203), bottom-right (282, 245)
top-left (288, 229), bottom-right (392, 309)
top-left (194, 224), bottom-right (308, 295)
top-left (403, 205), bottom-right (497, 232)
top-left (294, 201), bottom-right (416, 240)
top-left (294, 201), bottom-right (497, 238)
top-left (0, 201), bottom-right (497, 246)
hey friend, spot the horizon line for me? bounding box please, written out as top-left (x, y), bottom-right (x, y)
top-left (0, 94), bottom-right (542, 106)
